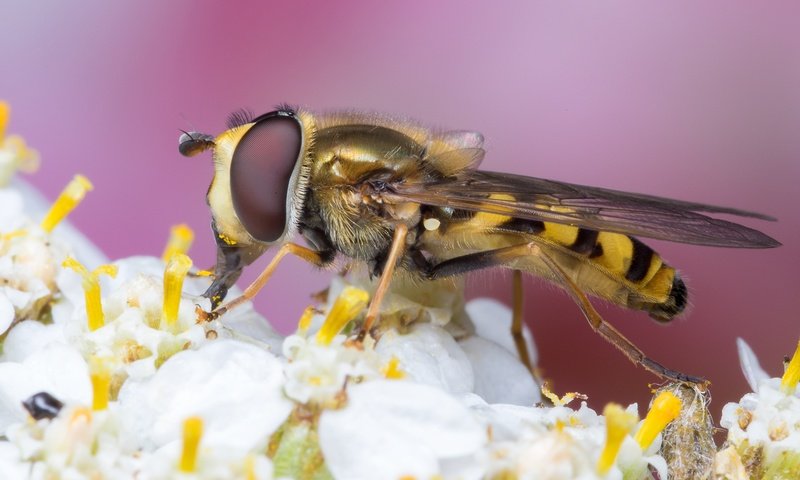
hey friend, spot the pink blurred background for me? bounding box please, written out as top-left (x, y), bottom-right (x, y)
top-left (1, 1), bottom-right (798, 418)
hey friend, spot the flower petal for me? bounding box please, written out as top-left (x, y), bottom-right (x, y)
top-left (117, 340), bottom-right (291, 454)
top-left (0, 345), bottom-right (90, 432)
top-left (459, 335), bottom-right (540, 406)
top-left (319, 380), bottom-right (486, 480)
top-left (466, 298), bottom-right (536, 364)
top-left (1, 321), bottom-right (66, 362)
top-left (736, 338), bottom-right (770, 393)
top-left (0, 293), bottom-right (13, 335)
top-left (376, 323), bottom-right (473, 394)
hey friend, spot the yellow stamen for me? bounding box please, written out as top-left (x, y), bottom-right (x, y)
top-left (635, 391), bottom-right (682, 450)
top-left (381, 356), bottom-right (406, 379)
top-left (89, 356), bottom-right (111, 411)
top-left (781, 339), bottom-right (800, 395)
top-left (315, 286), bottom-right (369, 345)
top-left (162, 253), bottom-right (193, 328)
top-left (4, 135), bottom-right (40, 173)
top-left (596, 403), bottom-right (638, 475)
top-left (194, 269), bottom-right (214, 277)
top-left (296, 305), bottom-right (316, 334)
top-left (179, 416), bottom-right (204, 473)
top-left (244, 454), bottom-right (257, 480)
top-left (62, 257), bottom-right (118, 331)
top-left (162, 224), bottom-right (195, 262)
top-left (1, 229), bottom-right (27, 242)
top-left (69, 406), bottom-right (93, 426)
top-left (541, 383), bottom-right (585, 407)
top-left (41, 174), bottom-right (93, 232)
top-left (0, 100), bottom-right (9, 142)
top-left (554, 419), bottom-right (566, 432)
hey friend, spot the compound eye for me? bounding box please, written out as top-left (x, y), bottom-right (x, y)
top-left (230, 116), bottom-right (302, 242)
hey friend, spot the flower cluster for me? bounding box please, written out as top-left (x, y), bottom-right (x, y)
top-left (717, 339), bottom-right (800, 479)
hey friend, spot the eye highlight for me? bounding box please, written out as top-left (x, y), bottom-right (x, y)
top-left (230, 115), bottom-right (302, 243)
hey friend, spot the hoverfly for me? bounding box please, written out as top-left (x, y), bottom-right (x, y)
top-left (179, 106), bottom-right (779, 383)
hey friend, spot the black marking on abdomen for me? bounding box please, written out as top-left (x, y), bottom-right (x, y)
top-left (648, 274), bottom-right (688, 322)
top-left (570, 228), bottom-right (599, 255)
top-left (500, 217), bottom-right (545, 234)
top-left (626, 237), bottom-right (654, 282)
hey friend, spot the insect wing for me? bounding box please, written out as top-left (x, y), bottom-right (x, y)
top-left (389, 171), bottom-right (780, 248)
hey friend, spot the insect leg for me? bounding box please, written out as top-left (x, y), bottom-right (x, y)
top-left (355, 223), bottom-right (409, 343)
top-left (198, 243), bottom-right (331, 322)
top-left (511, 270), bottom-right (536, 375)
top-left (427, 243), bottom-right (705, 384)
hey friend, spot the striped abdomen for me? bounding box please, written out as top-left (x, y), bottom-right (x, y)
top-left (419, 207), bottom-right (687, 321)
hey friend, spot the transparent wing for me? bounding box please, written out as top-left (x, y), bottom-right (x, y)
top-left (388, 170), bottom-right (779, 248)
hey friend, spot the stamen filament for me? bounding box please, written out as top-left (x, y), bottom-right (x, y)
top-left (541, 383), bottom-right (585, 407)
top-left (162, 224), bottom-right (195, 262)
top-left (244, 454), bottom-right (257, 480)
top-left (780, 339), bottom-right (800, 395)
top-left (41, 174), bottom-right (93, 232)
top-left (597, 403), bottom-right (638, 475)
top-left (179, 416), bottom-right (204, 473)
top-left (62, 257), bottom-right (118, 331)
top-left (1, 229), bottom-right (27, 242)
top-left (381, 356), bottom-right (406, 379)
top-left (162, 253), bottom-right (193, 328)
top-left (635, 391), bottom-right (682, 450)
top-left (296, 305), bottom-right (316, 335)
top-left (316, 286), bottom-right (369, 345)
top-left (0, 100), bottom-right (9, 142)
top-left (89, 356), bottom-right (111, 411)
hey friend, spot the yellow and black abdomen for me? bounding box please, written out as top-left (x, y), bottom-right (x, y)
top-left (419, 207), bottom-right (687, 322)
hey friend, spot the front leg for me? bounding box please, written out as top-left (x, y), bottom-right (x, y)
top-left (199, 242), bottom-right (334, 322)
top-left (354, 223), bottom-right (409, 343)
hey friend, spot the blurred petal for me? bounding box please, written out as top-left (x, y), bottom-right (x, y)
top-left (736, 338), bottom-right (770, 392)
top-left (459, 335), bottom-right (540, 405)
top-left (466, 298), bottom-right (536, 364)
top-left (0, 294), bottom-right (13, 335)
top-left (319, 380), bottom-right (486, 480)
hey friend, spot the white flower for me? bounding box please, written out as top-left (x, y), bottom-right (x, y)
top-left (4, 406), bottom-right (142, 479)
top-left (0, 345), bottom-right (91, 432)
top-left (376, 323), bottom-right (474, 394)
top-left (318, 380), bottom-right (487, 480)
top-left (282, 333), bottom-right (382, 405)
top-left (14, 178), bottom-right (107, 268)
top-left (117, 340), bottom-right (292, 455)
top-left (141, 443), bottom-right (275, 480)
top-left (719, 338), bottom-right (800, 478)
